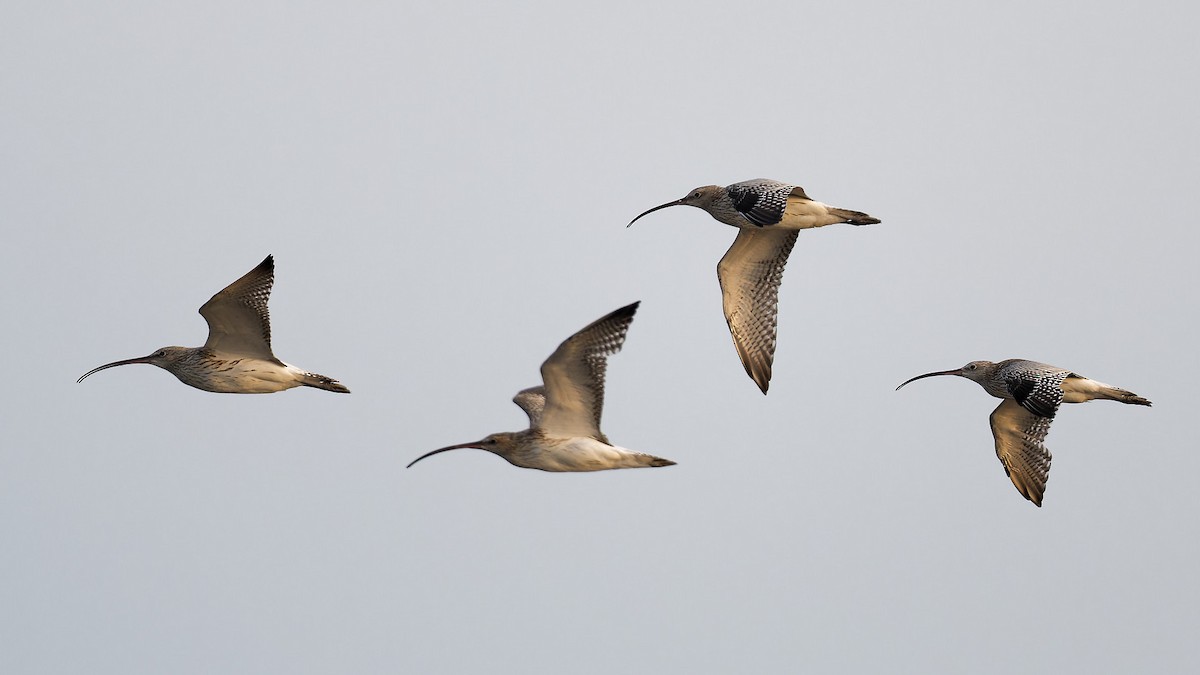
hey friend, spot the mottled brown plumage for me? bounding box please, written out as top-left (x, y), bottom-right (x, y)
top-left (629, 178), bottom-right (879, 393)
top-left (897, 359), bottom-right (1150, 506)
top-left (78, 255), bottom-right (349, 394)
top-left (408, 302), bottom-right (674, 472)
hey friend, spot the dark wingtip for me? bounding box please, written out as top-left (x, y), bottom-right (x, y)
top-left (603, 301), bottom-right (641, 323)
top-left (739, 354), bottom-right (771, 394)
top-left (1030, 488), bottom-right (1044, 507)
top-left (753, 361), bottom-right (772, 394)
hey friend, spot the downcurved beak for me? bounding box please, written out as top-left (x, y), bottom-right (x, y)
top-left (406, 441), bottom-right (484, 469)
top-left (627, 198), bottom-right (685, 227)
top-left (895, 369), bottom-right (961, 391)
top-left (77, 355), bottom-right (156, 383)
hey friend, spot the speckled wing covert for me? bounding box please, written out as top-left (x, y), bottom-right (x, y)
top-left (1001, 361), bottom-right (1070, 418)
top-left (538, 302), bottom-right (639, 442)
top-left (717, 228), bottom-right (798, 394)
top-left (199, 255), bottom-right (276, 361)
top-left (725, 179), bottom-right (798, 227)
top-left (512, 386), bottom-right (547, 428)
top-left (989, 399), bottom-right (1055, 506)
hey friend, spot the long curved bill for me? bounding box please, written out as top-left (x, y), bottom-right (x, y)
top-left (895, 369), bottom-right (961, 391)
top-left (627, 199), bottom-right (684, 227)
top-left (77, 355), bottom-right (156, 383)
top-left (406, 441), bottom-right (484, 469)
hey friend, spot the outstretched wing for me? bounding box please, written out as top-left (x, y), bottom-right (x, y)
top-left (199, 255), bottom-right (277, 360)
top-left (989, 399), bottom-right (1055, 507)
top-left (717, 228), bottom-right (798, 394)
top-left (538, 302), bottom-right (638, 441)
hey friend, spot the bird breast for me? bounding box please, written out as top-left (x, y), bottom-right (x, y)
top-left (517, 436), bottom-right (638, 472)
top-left (171, 355), bottom-right (304, 394)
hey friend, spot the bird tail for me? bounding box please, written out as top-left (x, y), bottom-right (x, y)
top-left (626, 452), bottom-right (676, 468)
top-left (300, 371), bottom-right (351, 393)
top-left (827, 207), bottom-right (881, 226)
top-left (1099, 386), bottom-right (1151, 406)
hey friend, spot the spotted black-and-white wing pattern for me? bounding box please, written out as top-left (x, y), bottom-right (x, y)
top-left (200, 255), bottom-right (276, 360)
top-left (989, 398), bottom-right (1055, 506)
top-left (717, 228), bottom-right (799, 394)
top-left (725, 179), bottom-right (799, 227)
top-left (538, 302), bottom-right (638, 441)
top-left (1001, 360), bottom-right (1068, 419)
top-left (512, 386), bottom-right (547, 428)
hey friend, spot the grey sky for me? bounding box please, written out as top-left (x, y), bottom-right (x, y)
top-left (2, 1), bottom-right (1197, 672)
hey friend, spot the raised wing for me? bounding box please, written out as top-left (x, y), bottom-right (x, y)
top-left (199, 255), bottom-right (276, 360)
top-left (725, 179), bottom-right (796, 227)
top-left (717, 228), bottom-right (798, 394)
top-left (537, 302), bottom-right (638, 441)
top-left (512, 386), bottom-right (547, 428)
top-left (989, 399), bottom-right (1055, 507)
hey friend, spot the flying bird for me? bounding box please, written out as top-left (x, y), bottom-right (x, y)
top-left (78, 255), bottom-right (349, 394)
top-left (628, 178), bottom-right (879, 394)
top-left (408, 301), bottom-right (675, 471)
top-left (896, 359), bottom-right (1150, 506)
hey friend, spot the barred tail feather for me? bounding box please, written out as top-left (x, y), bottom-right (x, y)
top-left (301, 371), bottom-right (351, 393)
top-left (826, 206), bottom-right (881, 226)
top-left (1102, 386), bottom-right (1151, 406)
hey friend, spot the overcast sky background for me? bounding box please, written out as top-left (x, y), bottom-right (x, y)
top-left (3, 1), bottom-right (1197, 673)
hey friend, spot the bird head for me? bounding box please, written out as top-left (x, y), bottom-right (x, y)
top-left (627, 185), bottom-right (725, 227)
top-left (895, 360), bottom-right (998, 390)
top-left (77, 346), bottom-right (191, 383)
top-left (406, 432), bottom-right (520, 468)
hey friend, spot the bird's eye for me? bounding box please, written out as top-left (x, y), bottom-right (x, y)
top-left (692, 192), bottom-right (702, 198)
top-left (485, 439), bottom-right (496, 445)
top-left (965, 364), bottom-right (976, 371)
top-left (155, 350), bottom-right (166, 357)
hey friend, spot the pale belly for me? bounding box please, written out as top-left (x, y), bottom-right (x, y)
top-left (520, 437), bottom-right (668, 472)
top-left (780, 198), bottom-right (840, 230)
top-left (174, 358), bottom-right (305, 394)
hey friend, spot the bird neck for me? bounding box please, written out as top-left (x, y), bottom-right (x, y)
top-left (493, 429), bottom-right (542, 467)
top-left (704, 194), bottom-right (746, 227)
top-left (163, 348), bottom-right (223, 383)
top-left (976, 366), bottom-right (1010, 398)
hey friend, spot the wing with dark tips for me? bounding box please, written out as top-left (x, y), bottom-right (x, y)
top-left (199, 255), bottom-right (276, 360)
top-left (726, 180), bottom-right (794, 227)
top-left (538, 302), bottom-right (638, 440)
top-left (717, 228), bottom-right (798, 394)
top-left (989, 399), bottom-right (1054, 507)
